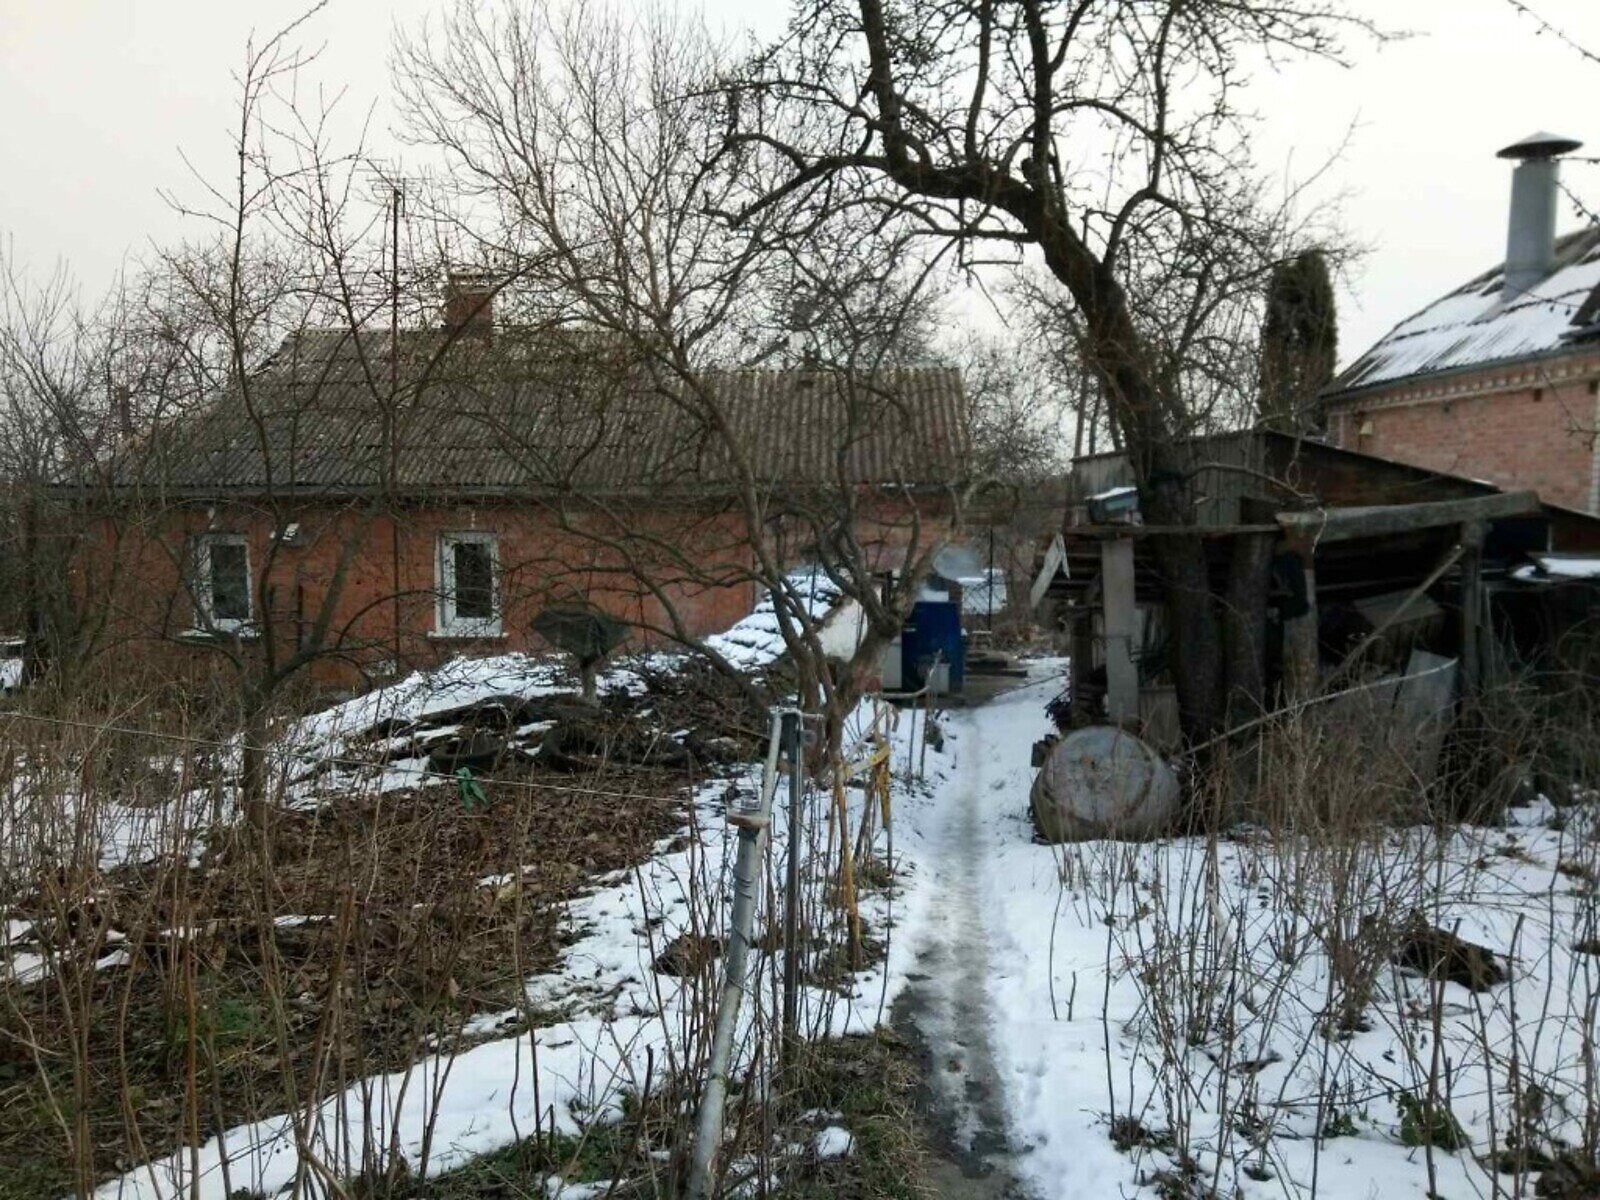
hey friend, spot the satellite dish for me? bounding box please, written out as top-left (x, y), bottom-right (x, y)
top-left (932, 544), bottom-right (985, 581)
top-left (533, 605), bottom-right (630, 703)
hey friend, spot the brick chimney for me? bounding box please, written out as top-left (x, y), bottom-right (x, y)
top-left (1498, 131), bottom-right (1583, 300)
top-left (113, 384), bottom-right (135, 438)
top-left (443, 272), bottom-right (496, 338)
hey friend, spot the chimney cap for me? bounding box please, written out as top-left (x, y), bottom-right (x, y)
top-left (446, 268), bottom-right (497, 291)
top-left (1498, 131), bottom-right (1584, 161)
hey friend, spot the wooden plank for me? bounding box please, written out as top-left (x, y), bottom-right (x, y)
top-left (1460, 521), bottom-right (1486, 696)
top-left (1065, 523), bottom-right (1281, 539)
top-left (1327, 543), bottom-right (1464, 688)
top-left (1282, 551), bottom-right (1320, 701)
top-left (1276, 491), bottom-right (1540, 543)
top-left (1100, 538), bottom-right (1139, 723)
top-left (1029, 532), bottom-right (1067, 610)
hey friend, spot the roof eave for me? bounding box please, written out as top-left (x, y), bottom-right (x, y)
top-left (1322, 340), bottom-right (1600, 406)
top-left (60, 476), bottom-right (971, 504)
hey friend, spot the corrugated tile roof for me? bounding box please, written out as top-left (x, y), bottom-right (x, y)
top-left (1328, 226), bottom-right (1600, 397)
top-left (106, 330), bottom-right (970, 496)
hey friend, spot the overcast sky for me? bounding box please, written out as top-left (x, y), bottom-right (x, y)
top-left (2, 0), bottom-right (1599, 365)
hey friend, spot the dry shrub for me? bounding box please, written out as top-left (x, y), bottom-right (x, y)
top-left (1059, 645), bottom-right (1600, 1198)
top-left (0, 671), bottom-right (696, 1199)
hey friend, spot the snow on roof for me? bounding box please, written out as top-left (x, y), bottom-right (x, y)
top-left (1330, 226), bottom-right (1600, 395)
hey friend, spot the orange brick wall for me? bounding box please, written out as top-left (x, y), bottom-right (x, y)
top-left (1330, 368), bottom-right (1600, 513)
top-left (76, 493), bottom-right (958, 689)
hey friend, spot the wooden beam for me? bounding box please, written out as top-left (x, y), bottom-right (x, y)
top-left (1276, 491), bottom-right (1540, 544)
top-left (1065, 523), bottom-right (1281, 540)
top-left (1460, 520), bottom-right (1487, 696)
top-left (1282, 551), bottom-right (1320, 701)
top-left (1100, 538), bottom-right (1139, 724)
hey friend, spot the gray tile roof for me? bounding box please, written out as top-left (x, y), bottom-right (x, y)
top-left (104, 330), bottom-right (971, 497)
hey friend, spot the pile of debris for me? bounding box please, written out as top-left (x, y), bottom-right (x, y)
top-left (286, 661), bottom-right (765, 798)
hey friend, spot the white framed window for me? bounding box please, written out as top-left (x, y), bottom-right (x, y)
top-left (192, 533), bottom-right (253, 633)
top-left (437, 531), bottom-right (502, 637)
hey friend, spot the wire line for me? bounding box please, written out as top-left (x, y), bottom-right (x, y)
top-left (0, 705), bottom-right (718, 805)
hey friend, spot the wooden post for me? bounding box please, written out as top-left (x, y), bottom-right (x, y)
top-left (1100, 538), bottom-right (1139, 724)
top-left (1282, 539), bottom-right (1320, 701)
top-left (1223, 532), bottom-right (1275, 724)
top-left (1460, 521), bottom-right (1486, 697)
top-left (1070, 605), bottom-right (1096, 725)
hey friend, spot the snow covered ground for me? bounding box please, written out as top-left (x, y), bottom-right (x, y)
top-left (93, 687), bottom-right (913, 1200)
top-left (891, 669), bottom-right (1600, 1199)
top-left (278, 565), bottom-right (847, 802)
top-left (85, 654), bottom-right (1600, 1199)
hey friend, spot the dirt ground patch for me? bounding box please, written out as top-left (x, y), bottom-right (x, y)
top-left (0, 759), bottom-right (689, 1199)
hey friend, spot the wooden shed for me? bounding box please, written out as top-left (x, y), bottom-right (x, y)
top-left (1039, 431), bottom-right (1600, 747)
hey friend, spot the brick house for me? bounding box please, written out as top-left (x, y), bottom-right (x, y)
top-left (1324, 132), bottom-right (1600, 513)
top-left (72, 293), bottom-right (970, 686)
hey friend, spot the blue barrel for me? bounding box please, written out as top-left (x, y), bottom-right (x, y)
top-left (902, 600), bottom-right (964, 693)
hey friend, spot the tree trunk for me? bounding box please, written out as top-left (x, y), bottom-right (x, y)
top-left (1079, 300), bottom-right (1227, 745)
top-left (1139, 440), bottom-right (1225, 744)
top-left (240, 687), bottom-right (273, 832)
top-left (1150, 536), bottom-right (1224, 744)
top-left (1222, 533), bottom-right (1275, 726)
top-left (21, 491), bottom-right (47, 684)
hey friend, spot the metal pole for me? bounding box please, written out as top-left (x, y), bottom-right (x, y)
top-left (780, 709), bottom-right (804, 1069)
top-left (920, 657), bottom-right (940, 782)
top-left (987, 525), bottom-right (995, 631)
top-left (686, 710), bottom-right (785, 1200)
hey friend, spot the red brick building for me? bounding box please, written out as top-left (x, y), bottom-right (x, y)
top-left (72, 307), bottom-right (969, 686)
top-left (1325, 132), bottom-right (1600, 513)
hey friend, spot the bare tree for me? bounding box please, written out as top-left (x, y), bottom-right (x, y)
top-left (395, 0), bottom-right (987, 746)
top-left (715, 0), bottom-right (1373, 741)
top-left (0, 253), bottom-right (121, 679)
top-left (58, 12), bottom-right (478, 809)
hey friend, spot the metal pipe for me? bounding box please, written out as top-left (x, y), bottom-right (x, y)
top-left (780, 710), bottom-right (804, 1068)
top-left (686, 709), bottom-right (786, 1200)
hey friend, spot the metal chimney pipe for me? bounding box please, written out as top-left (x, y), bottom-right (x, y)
top-left (1498, 131), bottom-right (1583, 300)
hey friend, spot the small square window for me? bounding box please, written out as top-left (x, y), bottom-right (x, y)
top-left (438, 532), bottom-right (502, 636)
top-left (193, 534), bottom-right (252, 632)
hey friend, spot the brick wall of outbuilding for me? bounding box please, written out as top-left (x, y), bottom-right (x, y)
top-left (1329, 356), bottom-right (1600, 513)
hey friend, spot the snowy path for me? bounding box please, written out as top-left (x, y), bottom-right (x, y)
top-left (894, 700), bottom-right (1024, 1196)
top-left (892, 674), bottom-right (1068, 1199)
top-left (890, 669), bottom-right (1144, 1199)
top-left (895, 668), bottom-right (1597, 1200)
